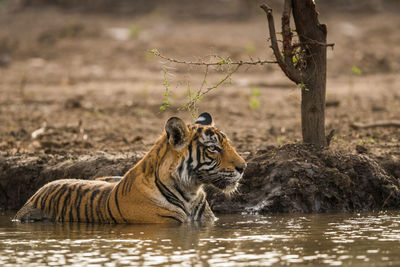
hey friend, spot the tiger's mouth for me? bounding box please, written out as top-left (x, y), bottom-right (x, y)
top-left (210, 170), bottom-right (243, 194)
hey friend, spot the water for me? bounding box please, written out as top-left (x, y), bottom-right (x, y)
top-left (1, 211), bottom-right (400, 266)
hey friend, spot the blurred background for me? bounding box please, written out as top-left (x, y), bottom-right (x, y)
top-left (0, 0), bottom-right (399, 156)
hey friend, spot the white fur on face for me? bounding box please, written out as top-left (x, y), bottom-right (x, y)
top-left (201, 132), bottom-right (219, 146)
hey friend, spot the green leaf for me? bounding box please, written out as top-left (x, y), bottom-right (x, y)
top-left (130, 25), bottom-right (141, 38)
top-left (252, 88), bottom-right (261, 97)
top-left (150, 48), bottom-right (159, 55)
top-left (249, 88), bottom-right (261, 109)
top-left (292, 55), bottom-right (298, 64)
top-left (351, 65), bottom-right (362, 75)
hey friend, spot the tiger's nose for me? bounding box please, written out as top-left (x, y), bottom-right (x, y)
top-left (235, 163), bottom-right (247, 174)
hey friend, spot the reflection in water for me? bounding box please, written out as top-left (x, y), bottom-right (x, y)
top-left (1, 212), bottom-right (400, 266)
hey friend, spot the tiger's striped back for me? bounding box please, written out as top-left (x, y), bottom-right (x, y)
top-left (16, 179), bottom-right (115, 222)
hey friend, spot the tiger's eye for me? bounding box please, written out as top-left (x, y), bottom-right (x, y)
top-left (207, 145), bottom-right (221, 153)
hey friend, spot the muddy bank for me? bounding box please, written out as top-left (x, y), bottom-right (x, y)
top-left (207, 144), bottom-right (400, 214)
top-left (0, 152), bottom-right (142, 211)
top-left (1, 144), bottom-right (399, 213)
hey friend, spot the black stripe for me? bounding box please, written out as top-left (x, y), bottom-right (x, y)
top-left (68, 184), bottom-right (79, 221)
top-left (196, 200), bottom-right (207, 221)
top-left (96, 190), bottom-right (108, 222)
top-left (52, 184), bottom-right (67, 219)
top-left (84, 191), bottom-right (90, 222)
top-left (121, 177), bottom-right (127, 195)
top-left (89, 188), bottom-right (100, 222)
top-left (106, 197), bottom-right (117, 223)
top-left (194, 161), bottom-right (212, 171)
top-left (121, 176), bottom-right (129, 195)
top-left (187, 143), bottom-right (193, 169)
top-left (44, 184), bottom-right (64, 215)
top-left (142, 160), bottom-right (148, 173)
top-left (192, 194), bottom-right (205, 217)
top-left (204, 151), bottom-right (214, 161)
top-left (205, 128), bottom-right (213, 136)
top-left (126, 178), bottom-right (134, 195)
top-left (75, 186), bottom-right (92, 222)
top-left (123, 174), bottom-right (136, 196)
top-left (40, 184), bottom-right (61, 211)
top-left (60, 187), bottom-right (73, 221)
top-left (157, 214), bottom-right (183, 223)
top-left (178, 162), bottom-right (184, 178)
top-left (153, 144), bottom-right (188, 216)
top-left (195, 144), bottom-right (201, 169)
top-left (73, 184), bottom-right (83, 222)
top-left (155, 174), bottom-right (188, 215)
top-left (174, 184), bottom-right (190, 202)
top-left (114, 183), bottom-right (126, 222)
top-left (31, 190), bottom-right (47, 209)
top-left (29, 191), bottom-right (41, 208)
top-left (217, 131), bottom-right (225, 140)
top-left (186, 144), bottom-right (194, 175)
top-left (53, 184), bottom-right (70, 220)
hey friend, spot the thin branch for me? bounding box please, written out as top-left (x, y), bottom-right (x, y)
top-left (260, 4), bottom-right (302, 84)
top-left (351, 121), bottom-right (400, 129)
top-left (150, 48), bottom-right (276, 114)
top-left (180, 64), bottom-right (242, 112)
top-left (204, 64), bottom-right (241, 94)
top-left (326, 129), bottom-right (335, 147)
top-left (282, 0), bottom-right (294, 69)
top-left (299, 34), bottom-right (335, 48)
top-left (199, 65), bottom-right (209, 92)
top-left (152, 49), bottom-right (277, 66)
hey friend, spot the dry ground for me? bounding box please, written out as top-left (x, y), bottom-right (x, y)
top-left (1, 6), bottom-right (399, 157)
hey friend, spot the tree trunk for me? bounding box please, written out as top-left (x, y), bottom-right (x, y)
top-left (292, 0), bottom-right (328, 146)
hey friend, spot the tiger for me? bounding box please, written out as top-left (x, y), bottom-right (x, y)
top-left (14, 112), bottom-right (246, 224)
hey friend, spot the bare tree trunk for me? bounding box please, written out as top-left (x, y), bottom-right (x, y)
top-left (261, 0), bottom-right (329, 147)
top-left (292, 0), bottom-right (327, 146)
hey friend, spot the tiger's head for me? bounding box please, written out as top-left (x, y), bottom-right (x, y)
top-left (165, 112), bottom-right (246, 194)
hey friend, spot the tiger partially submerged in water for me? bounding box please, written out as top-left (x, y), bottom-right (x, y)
top-left (15, 113), bottom-right (246, 224)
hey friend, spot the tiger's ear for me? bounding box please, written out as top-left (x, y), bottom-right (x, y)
top-left (195, 112), bottom-right (213, 126)
top-left (165, 117), bottom-right (189, 149)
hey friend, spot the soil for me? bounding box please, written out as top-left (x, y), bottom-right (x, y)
top-left (0, 3), bottom-right (399, 212)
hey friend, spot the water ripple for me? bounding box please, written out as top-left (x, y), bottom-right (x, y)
top-left (1, 212), bottom-right (400, 266)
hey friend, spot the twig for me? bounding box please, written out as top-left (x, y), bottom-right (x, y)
top-left (180, 64), bottom-right (241, 112)
top-left (351, 121), bottom-right (400, 129)
top-left (152, 49), bottom-right (277, 66)
top-left (204, 64), bottom-right (241, 94)
top-left (151, 48), bottom-right (276, 114)
top-left (299, 35), bottom-right (335, 48)
top-left (326, 129), bottom-right (335, 147)
top-left (199, 65), bottom-right (209, 92)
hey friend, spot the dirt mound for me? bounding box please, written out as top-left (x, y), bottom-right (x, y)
top-left (207, 144), bottom-right (400, 214)
top-left (1, 144), bottom-right (399, 214)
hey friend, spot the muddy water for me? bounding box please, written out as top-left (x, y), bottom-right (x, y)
top-left (1, 212), bottom-right (400, 266)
